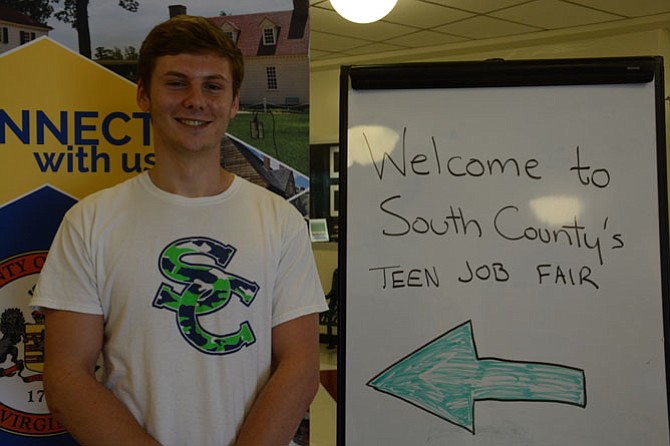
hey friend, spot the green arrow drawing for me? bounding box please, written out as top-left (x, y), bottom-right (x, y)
top-left (367, 320), bottom-right (586, 434)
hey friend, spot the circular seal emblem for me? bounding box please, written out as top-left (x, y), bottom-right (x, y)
top-left (0, 251), bottom-right (66, 437)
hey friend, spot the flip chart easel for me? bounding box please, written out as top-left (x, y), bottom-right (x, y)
top-left (338, 57), bottom-right (670, 445)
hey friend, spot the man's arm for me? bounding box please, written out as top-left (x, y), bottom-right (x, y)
top-left (43, 309), bottom-right (161, 446)
top-left (235, 313), bottom-right (321, 446)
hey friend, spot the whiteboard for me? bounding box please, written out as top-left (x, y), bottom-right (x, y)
top-left (339, 58), bottom-right (670, 445)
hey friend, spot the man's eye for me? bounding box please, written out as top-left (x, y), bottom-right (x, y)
top-left (205, 83), bottom-right (223, 92)
top-left (166, 80), bottom-right (186, 87)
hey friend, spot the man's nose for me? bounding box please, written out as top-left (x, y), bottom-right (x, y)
top-left (182, 86), bottom-right (206, 109)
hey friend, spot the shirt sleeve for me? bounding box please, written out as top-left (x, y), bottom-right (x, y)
top-left (271, 208), bottom-right (329, 327)
top-left (30, 210), bottom-right (104, 315)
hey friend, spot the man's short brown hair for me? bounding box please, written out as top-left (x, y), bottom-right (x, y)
top-left (138, 15), bottom-right (244, 97)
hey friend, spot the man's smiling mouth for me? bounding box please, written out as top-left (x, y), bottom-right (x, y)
top-left (177, 118), bottom-right (209, 127)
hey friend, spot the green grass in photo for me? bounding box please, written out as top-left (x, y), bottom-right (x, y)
top-left (227, 108), bottom-right (310, 175)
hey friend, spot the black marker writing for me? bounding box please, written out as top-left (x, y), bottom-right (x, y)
top-left (365, 128), bottom-right (542, 181)
top-left (494, 205), bottom-right (606, 265)
top-left (369, 265), bottom-right (440, 289)
top-left (379, 195), bottom-right (483, 238)
top-left (570, 146), bottom-right (610, 188)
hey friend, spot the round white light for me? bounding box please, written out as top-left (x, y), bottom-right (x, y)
top-left (330, 0), bottom-right (399, 24)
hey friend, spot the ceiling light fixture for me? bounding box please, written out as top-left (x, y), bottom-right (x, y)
top-left (330, 0), bottom-right (399, 24)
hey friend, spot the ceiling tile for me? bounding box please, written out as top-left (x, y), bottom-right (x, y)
top-left (309, 0), bottom-right (330, 6)
top-left (490, 0), bottom-right (624, 29)
top-left (425, 0), bottom-right (535, 14)
top-left (383, 1), bottom-right (474, 28)
top-left (308, 0), bottom-right (670, 65)
top-left (566, 0), bottom-right (670, 17)
top-left (310, 49), bottom-right (346, 60)
top-left (386, 30), bottom-right (469, 47)
top-left (310, 6), bottom-right (416, 40)
top-left (310, 30), bottom-right (368, 52)
top-left (435, 15), bottom-right (541, 39)
top-left (344, 42), bottom-right (409, 55)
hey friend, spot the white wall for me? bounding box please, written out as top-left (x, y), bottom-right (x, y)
top-left (0, 23), bottom-right (49, 55)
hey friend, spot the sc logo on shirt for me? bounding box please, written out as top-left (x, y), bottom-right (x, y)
top-left (153, 236), bottom-right (260, 354)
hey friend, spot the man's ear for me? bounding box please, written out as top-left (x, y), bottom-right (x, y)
top-left (137, 80), bottom-right (150, 111)
top-left (230, 93), bottom-right (240, 119)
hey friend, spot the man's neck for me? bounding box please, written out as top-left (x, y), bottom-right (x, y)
top-left (148, 162), bottom-right (234, 198)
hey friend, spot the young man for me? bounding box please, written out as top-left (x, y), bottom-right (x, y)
top-left (31, 15), bottom-right (328, 446)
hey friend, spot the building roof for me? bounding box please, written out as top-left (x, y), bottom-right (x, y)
top-left (0, 5), bottom-right (51, 30)
top-left (209, 9), bottom-right (309, 57)
top-left (222, 135), bottom-right (297, 198)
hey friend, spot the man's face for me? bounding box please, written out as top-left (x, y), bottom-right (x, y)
top-left (137, 52), bottom-right (239, 158)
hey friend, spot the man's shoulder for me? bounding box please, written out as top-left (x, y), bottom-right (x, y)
top-left (65, 174), bottom-right (143, 220)
top-left (233, 176), bottom-right (302, 214)
top-left (80, 173), bottom-right (142, 203)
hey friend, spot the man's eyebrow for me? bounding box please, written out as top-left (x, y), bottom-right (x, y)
top-left (162, 71), bottom-right (229, 82)
top-left (161, 70), bottom-right (187, 78)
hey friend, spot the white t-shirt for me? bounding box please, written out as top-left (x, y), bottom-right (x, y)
top-left (32, 172), bottom-right (328, 446)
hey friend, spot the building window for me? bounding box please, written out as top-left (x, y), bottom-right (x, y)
top-left (224, 30), bottom-right (238, 45)
top-left (20, 31), bottom-right (36, 45)
top-left (262, 27), bottom-right (276, 45)
top-left (1, 27), bottom-right (8, 44)
top-left (266, 66), bottom-right (277, 90)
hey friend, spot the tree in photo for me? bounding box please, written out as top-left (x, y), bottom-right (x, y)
top-left (53, 0), bottom-right (139, 59)
top-left (0, 0), bottom-right (53, 25)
